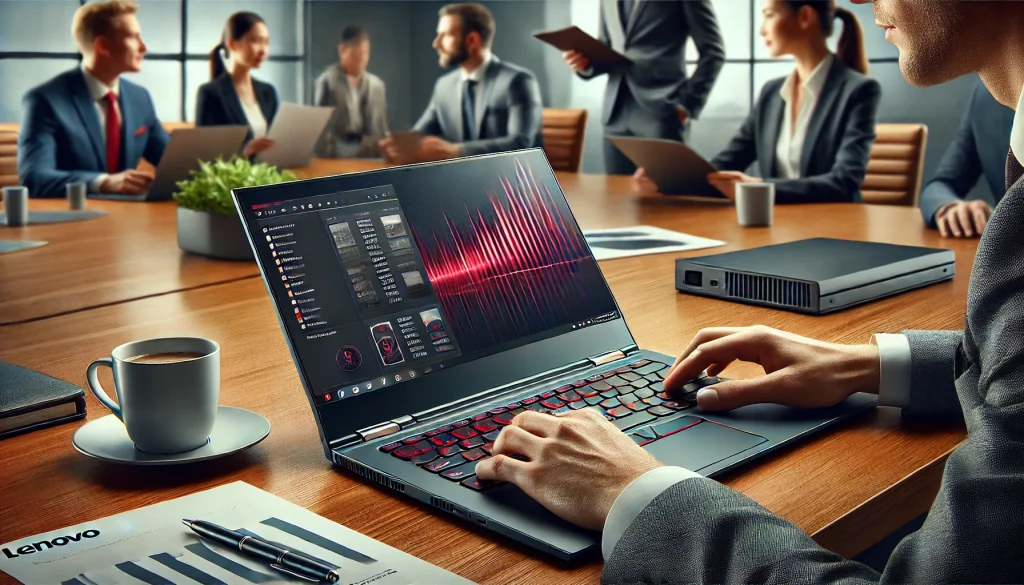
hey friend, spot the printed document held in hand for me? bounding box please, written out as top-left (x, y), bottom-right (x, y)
top-left (0, 481), bottom-right (475, 585)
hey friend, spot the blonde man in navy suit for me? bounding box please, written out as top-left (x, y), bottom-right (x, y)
top-left (18, 0), bottom-right (169, 197)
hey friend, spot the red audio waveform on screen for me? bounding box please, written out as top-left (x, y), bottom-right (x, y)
top-left (411, 159), bottom-right (598, 348)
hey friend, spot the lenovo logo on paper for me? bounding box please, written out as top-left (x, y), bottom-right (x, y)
top-left (2, 530), bottom-right (100, 558)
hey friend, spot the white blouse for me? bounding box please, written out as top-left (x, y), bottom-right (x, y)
top-left (240, 98), bottom-right (268, 139)
top-left (774, 54), bottom-right (833, 179)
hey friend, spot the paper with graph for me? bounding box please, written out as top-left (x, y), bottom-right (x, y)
top-left (0, 481), bottom-right (474, 585)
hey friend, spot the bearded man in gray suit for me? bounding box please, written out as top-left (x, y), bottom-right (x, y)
top-left (314, 26), bottom-right (388, 158)
top-left (565, 0), bottom-right (725, 175)
top-left (476, 1), bottom-right (1024, 581)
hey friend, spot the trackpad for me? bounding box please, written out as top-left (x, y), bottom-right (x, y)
top-left (644, 419), bottom-right (767, 472)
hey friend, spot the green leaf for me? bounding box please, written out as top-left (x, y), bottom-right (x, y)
top-left (172, 155), bottom-right (297, 215)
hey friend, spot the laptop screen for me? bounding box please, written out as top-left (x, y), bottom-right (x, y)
top-left (235, 150), bottom-right (630, 438)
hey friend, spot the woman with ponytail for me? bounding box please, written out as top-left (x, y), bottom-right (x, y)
top-left (634, 0), bottom-right (881, 203)
top-left (195, 11), bottom-right (279, 158)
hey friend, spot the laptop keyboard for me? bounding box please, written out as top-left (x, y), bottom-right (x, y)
top-left (377, 359), bottom-right (721, 491)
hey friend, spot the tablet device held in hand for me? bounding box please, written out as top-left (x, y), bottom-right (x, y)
top-left (609, 136), bottom-right (723, 197)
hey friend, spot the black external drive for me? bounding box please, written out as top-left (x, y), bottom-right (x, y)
top-left (675, 238), bottom-right (955, 314)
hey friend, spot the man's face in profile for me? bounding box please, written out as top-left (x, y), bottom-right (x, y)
top-left (866, 0), bottom-right (985, 87)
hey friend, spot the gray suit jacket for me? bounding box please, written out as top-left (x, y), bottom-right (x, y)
top-left (313, 67), bottom-right (388, 158)
top-left (413, 56), bottom-right (542, 156)
top-left (603, 178), bottom-right (1024, 582)
top-left (712, 58), bottom-right (882, 203)
top-left (580, 0), bottom-right (724, 124)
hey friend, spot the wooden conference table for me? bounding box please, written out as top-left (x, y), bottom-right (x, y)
top-left (0, 160), bottom-right (975, 584)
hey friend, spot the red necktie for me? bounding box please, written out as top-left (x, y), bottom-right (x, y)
top-left (105, 91), bottom-right (120, 174)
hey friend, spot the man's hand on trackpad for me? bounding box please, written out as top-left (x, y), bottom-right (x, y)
top-left (663, 326), bottom-right (881, 411)
top-left (474, 409), bottom-right (662, 530)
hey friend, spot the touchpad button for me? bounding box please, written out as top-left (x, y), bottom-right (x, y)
top-left (643, 419), bottom-right (767, 472)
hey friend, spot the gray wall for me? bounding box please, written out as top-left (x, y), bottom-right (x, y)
top-left (308, 0), bottom-right (573, 134)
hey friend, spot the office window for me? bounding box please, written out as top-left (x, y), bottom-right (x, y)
top-left (0, 0), bottom-right (305, 123)
top-left (686, 0), bottom-right (751, 61)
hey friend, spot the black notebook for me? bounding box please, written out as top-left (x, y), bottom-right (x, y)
top-left (0, 362), bottom-right (87, 439)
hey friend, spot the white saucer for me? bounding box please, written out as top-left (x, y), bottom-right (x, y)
top-left (72, 406), bottom-right (270, 465)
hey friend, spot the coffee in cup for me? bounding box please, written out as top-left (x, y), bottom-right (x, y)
top-left (86, 337), bottom-right (220, 454)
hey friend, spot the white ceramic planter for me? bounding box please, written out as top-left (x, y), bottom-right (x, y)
top-left (176, 207), bottom-right (253, 261)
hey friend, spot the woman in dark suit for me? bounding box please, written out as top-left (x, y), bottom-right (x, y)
top-left (634, 0), bottom-right (881, 203)
top-left (195, 11), bottom-right (279, 159)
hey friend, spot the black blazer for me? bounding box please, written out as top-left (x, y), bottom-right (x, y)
top-left (711, 58), bottom-right (882, 203)
top-left (194, 74), bottom-right (279, 142)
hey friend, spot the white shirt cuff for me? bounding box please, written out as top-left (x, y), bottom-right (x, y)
top-left (872, 333), bottom-right (912, 408)
top-left (601, 465), bottom-right (701, 560)
top-left (90, 174), bottom-right (108, 193)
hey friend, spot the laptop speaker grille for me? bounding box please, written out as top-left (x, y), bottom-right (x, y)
top-left (724, 272), bottom-right (812, 309)
top-left (340, 458), bottom-right (406, 493)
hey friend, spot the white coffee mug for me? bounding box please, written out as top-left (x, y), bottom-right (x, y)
top-left (735, 182), bottom-right (775, 227)
top-left (86, 337), bottom-right (220, 454)
top-left (66, 182), bottom-right (87, 211)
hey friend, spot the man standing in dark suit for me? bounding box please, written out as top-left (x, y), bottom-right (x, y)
top-left (476, 1), bottom-right (1024, 581)
top-left (920, 78), bottom-right (1013, 238)
top-left (565, 0), bottom-right (725, 174)
top-left (379, 3), bottom-right (542, 164)
top-left (18, 0), bottom-right (168, 197)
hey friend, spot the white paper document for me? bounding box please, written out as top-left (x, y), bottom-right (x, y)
top-left (583, 225), bottom-right (724, 261)
top-left (0, 481), bottom-right (475, 585)
top-left (257, 102), bottom-right (335, 169)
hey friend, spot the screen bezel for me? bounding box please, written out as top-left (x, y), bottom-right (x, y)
top-left (233, 149), bottom-right (637, 443)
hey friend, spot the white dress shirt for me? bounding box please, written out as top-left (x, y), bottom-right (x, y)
top-left (460, 53), bottom-right (493, 136)
top-left (774, 54), bottom-right (833, 179)
top-left (81, 65), bottom-right (121, 191)
top-left (239, 96), bottom-right (268, 139)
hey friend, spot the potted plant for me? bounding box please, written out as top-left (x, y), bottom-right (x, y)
top-left (173, 157), bottom-right (296, 261)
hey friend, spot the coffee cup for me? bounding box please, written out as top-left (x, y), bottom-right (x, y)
top-left (66, 182), bottom-right (87, 211)
top-left (3, 186), bottom-right (29, 226)
top-left (735, 182), bottom-right (775, 227)
top-left (86, 337), bottom-right (220, 454)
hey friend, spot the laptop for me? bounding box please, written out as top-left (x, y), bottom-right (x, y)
top-left (92, 125), bottom-right (248, 201)
top-left (608, 135), bottom-right (723, 197)
top-left (232, 149), bottom-right (877, 562)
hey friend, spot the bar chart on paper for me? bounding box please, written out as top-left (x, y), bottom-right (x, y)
top-left (0, 482), bottom-right (474, 585)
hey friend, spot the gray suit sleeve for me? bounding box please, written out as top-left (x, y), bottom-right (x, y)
top-left (918, 87), bottom-right (982, 227)
top-left (413, 82), bottom-right (443, 136)
top-left (460, 72), bottom-right (543, 156)
top-left (900, 330), bottom-right (963, 420)
top-left (677, 0), bottom-right (725, 119)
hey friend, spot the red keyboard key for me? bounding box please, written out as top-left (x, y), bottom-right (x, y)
top-left (451, 426), bottom-right (478, 440)
top-left (402, 434), bottom-right (425, 445)
top-left (488, 407), bottom-right (507, 415)
top-left (522, 396), bottom-right (540, 405)
top-left (425, 425), bottom-right (451, 437)
top-left (572, 380), bottom-right (589, 388)
top-left (483, 429), bottom-right (500, 442)
top-left (461, 476), bottom-right (496, 491)
top-left (423, 456), bottom-right (462, 473)
top-left (481, 441), bottom-right (495, 454)
top-left (493, 412), bottom-right (516, 425)
top-left (624, 401), bottom-right (646, 412)
top-left (440, 462), bottom-right (476, 481)
top-left (472, 413), bottom-right (490, 421)
top-left (554, 385), bottom-right (573, 393)
top-left (473, 419), bottom-right (499, 433)
top-left (540, 399), bottom-right (565, 409)
top-left (392, 440), bottom-right (433, 460)
top-left (459, 436), bottom-right (485, 449)
top-left (630, 360), bottom-right (652, 368)
top-left (599, 397), bottom-right (621, 409)
top-left (614, 366), bottom-right (631, 374)
top-left (577, 387), bottom-right (600, 398)
top-left (540, 391), bottom-right (556, 399)
top-left (561, 390), bottom-right (582, 403)
top-left (451, 419), bottom-right (471, 428)
top-left (411, 451), bottom-right (439, 465)
top-left (379, 442), bottom-right (402, 453)
top-left (606, 406), bottom-right (634, 418)
top-left (430, 433), bottom-right (458, 447)
top-left (437, 444), bottom-right (464, 457)
top-left (461, 447), bottom-right (486, 461)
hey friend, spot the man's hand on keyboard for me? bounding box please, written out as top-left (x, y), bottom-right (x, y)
top-left (475, 408), bottom-right (662, 530)
top-left (664, 326), bottom-right (881, 411)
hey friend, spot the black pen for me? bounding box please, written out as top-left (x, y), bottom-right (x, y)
top-left (182, 519), bottom-right (340, 583)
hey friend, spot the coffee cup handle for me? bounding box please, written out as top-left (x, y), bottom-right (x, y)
top-left (86, 358), bottom-right (123, 421)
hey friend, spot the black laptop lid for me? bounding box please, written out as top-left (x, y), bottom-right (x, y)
top-left (233, 149), bottom-right (634, 443)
